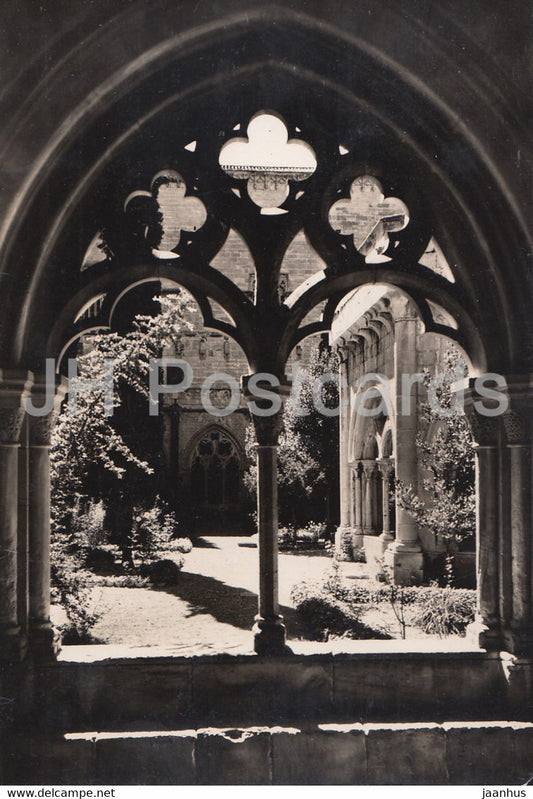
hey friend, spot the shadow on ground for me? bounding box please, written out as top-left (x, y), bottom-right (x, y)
top-left (156, 570), bottom-right (308, 639)
top-left (191, 537), bottom-right (221, 549)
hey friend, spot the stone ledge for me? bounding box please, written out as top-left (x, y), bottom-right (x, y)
top-left (7, 721), bottom-right (533, 785)
top-left (7, 648), bottom-right (517, 734)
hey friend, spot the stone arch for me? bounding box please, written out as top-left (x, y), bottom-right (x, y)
top-left (382, 426), bottom-right (394, 459)
top-left (0, 2), bottom-right (529, 662)
top-left (0, 9), bottom-right (527, 375)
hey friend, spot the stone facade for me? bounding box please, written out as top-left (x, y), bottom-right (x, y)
top-left (331, 286), bottom-right (474, 583)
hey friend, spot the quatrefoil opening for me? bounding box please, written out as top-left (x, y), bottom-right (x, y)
top-left (125, 170), bottom-right (207, 257)
top-left (328, 176), bottom-right (409, 263)
top-left (219, 113), bottom-right (317, 214)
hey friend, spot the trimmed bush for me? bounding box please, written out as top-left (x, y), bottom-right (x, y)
top-left (145, 557), bottom-right (185, 585)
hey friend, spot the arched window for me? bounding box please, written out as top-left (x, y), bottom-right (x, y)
top-left (189, 429), bottom-right (242, 510)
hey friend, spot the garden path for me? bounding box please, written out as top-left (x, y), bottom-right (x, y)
top-left (83, 536), bottom-right (368, 652)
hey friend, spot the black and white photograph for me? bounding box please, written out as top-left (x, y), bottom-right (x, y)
top-left (0, 0), bottom-right (531, 788)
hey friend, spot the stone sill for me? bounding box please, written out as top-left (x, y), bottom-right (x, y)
top-left (56, 637), bottom-right (485, 664)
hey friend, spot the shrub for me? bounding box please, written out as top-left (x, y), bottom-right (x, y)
top-left (133, 499), bottom-right (185, 558)
top-left (84, 546), bottom-right (117, 574)
top-left (278, 522), bottom-right (327, 551)
top-left (167, 537), bottom-right (193, 554)
top-left (290, 570), bottom-right (391, 640)
top-left (344, 582), bottom-right (475, 637)
top-left (278, 526), bottom-right (297, 549)
top-left (144, 557), bottom-right (185, 585)
top-left (51, 534), bottom-right (101, 642)
top-left (410, 586), bottom-right (475, 636)
top-left (74, 500), bottom-right (107, 548)
top-left (302, 521), bottom-right (328, 539)
top-left (291, 566), bottom-right (476, 641)
top-left (335, 529), bottom-right (353, 561)
top-left (91, 574), bottom-right (149, 588)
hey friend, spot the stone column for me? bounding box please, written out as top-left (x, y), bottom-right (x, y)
top-left (0, 370), bottom-right (33, 660)
top-left (243, 377), bottom-right (291, 655)
top-left (352, 461), bottom-right (364, 550)
top-left (335, 345), bottom-right (354, 559)
top-left (384, 299), bottom-right (423, 584)
top-left (362, 461), bottom-right (377, 534)
top-left (501, 384), bottom-right (533, 655)
top-left (377, 459), bottom-right (395, 545)
top-left (464, 398), bottom-right (502, 650)
top-left (27, 374), bottom-right (68, 659)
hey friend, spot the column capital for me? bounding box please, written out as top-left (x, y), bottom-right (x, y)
top-left (361, 459), bottom-right (377, 478)
top-left (351, 460), bottom-right (364, 478)
top-left (376, 457), bottom-right (395, 477)
top-left (502, 376), bottom-right (533, 445)
top-left (335, 339), bottom-right (350, 365)
top-left (27, 374), bottom-right (68, 446)
top-left (502, 409), bottom-right (530, 446)
top-left (0, 370), bottom-right (34, 444)
top-left (243, 375), bottom-right (290, 446)
top-left (466, 411), bottom-right (501, 448)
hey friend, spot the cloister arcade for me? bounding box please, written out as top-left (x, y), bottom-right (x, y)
top-left (0, 0), bottom-right (531, 783)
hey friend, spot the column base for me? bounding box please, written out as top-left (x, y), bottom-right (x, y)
top-left (466, 617), bottom-right (503, 651)
top-left (500, 652), bottom-right (533, 719)
top-left (501, 628), bottom-right (533, 658)
top-left (383, 542), bottom-right (424, 585)
top-left (0, 626), bottom-right (26, 662)
top-left (363, 534), bottom-right (388, 580)
top-left (28, 623), bottom-right (61, 660)
top-left (253, 616), bottom-right (292, 656)
top-left (335, 526), bottom-right (355, 561)
top-left (352, 529), bottom-right (364, 556)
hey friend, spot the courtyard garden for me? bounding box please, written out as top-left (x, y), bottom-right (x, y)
top-left (51, 529), bottom-right (476, 651)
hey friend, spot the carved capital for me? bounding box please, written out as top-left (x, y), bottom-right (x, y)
top-left (376, 457), bottom-right (395, 477)
top-left (28, 414), bottom-right (56, 447)
top-left (0, 370), bottom-right (34, 443)
top-left (501, 376), bottom-right (533, 445)
top-left (502, 409), bottom-right (530, 446)
top-left (362, 459), bottom-right (378, 479)
top-left (352, 461), bottom-right (363, 480)
top-left (465, 410), bottom-right (501, 448)
top-left (0, 408), bottom-right (25, 444)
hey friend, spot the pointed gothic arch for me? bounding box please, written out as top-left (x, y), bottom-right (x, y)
top-left (0, 2), bottom-right (529, 666)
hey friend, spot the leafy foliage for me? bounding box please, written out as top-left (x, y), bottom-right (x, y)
top-left (290, 562), bottom-right (475, 640)
top-left (410, 586), bottom-right (475, 636)
top-left (278, 521), bottom-right (328, 551)
top-left (290, 565), bottom-right (391, 641)
top-left (50, 292), bottom-right (193, 636)
top-left (396, 350), bottom-right (475, 551)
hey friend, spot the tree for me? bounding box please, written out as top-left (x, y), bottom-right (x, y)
top-left (51, 291), bottom-right (193, 526)
top-left (396, 350), bottom-right (475, 558)
top-left (245, 336), bottom-right (340, 528)
top-left (50, 291), bottom-right (193, 633)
